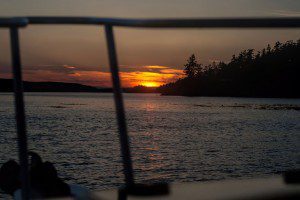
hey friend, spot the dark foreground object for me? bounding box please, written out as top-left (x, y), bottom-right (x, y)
top-left (284, 169), bottom-right (300, 184)
top-left (119, 183), bottom-right (169, 197)
top-left (0, 160), bottom-right (21, 195)
top-left (0, 152), bottom-right (70, 198)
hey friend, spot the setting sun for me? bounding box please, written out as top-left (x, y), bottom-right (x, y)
top-left (139, 82), bottom-right (160, 87)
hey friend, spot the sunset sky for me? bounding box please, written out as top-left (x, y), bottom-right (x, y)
top-left (0, 0), bottom-right (299, 87)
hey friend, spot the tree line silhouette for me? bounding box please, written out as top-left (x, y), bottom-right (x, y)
top-left (157, 39), bottom-right (300, 98)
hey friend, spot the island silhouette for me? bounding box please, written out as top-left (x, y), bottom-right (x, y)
top-left (157, 39), bottom-right (300, 98)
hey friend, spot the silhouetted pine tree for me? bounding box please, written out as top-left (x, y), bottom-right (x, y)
top-left (183, 54), bottom-right (202, 78)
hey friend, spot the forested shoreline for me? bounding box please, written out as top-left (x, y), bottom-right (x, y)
top-left (157, 40), bottom-right (300, 98)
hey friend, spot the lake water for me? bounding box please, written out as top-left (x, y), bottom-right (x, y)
top-left (0, 93), bottom-right (299, 194)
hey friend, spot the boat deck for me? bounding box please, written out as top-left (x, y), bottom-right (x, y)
top-left (91, 176), bottom-right (299, 200)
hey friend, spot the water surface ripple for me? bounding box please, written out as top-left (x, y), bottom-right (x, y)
top-left (0, 93), bottom-right (299, 195)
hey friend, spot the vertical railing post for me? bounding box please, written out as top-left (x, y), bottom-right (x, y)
top-left (9, 26), bottom-right (30, 200)
top-left (104, 25), bottom-right (134, 186)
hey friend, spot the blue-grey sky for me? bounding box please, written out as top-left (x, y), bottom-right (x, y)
top-left (0, 0), bottom-right (299, 87)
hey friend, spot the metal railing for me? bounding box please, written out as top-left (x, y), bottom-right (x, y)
top-left (1, 16), bottom-right (300, 200)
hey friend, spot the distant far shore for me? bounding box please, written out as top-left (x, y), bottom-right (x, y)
top-left (1, 78), bottom-right (300, 99)
top-left (1, 91), bottom-right (300, 100)
top-left (0, 79), bottom-right (159, 93)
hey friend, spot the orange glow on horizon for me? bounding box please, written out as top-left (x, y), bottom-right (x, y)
top-left (13, 65), bottom-right (185, 88)
top-left (122, 70), bottom-right (184, 87)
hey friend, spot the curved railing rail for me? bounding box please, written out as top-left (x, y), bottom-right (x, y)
top-left (2, 17), bottom-right (300, 27)
top-left (1, 16), bottom-right (300, 200)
